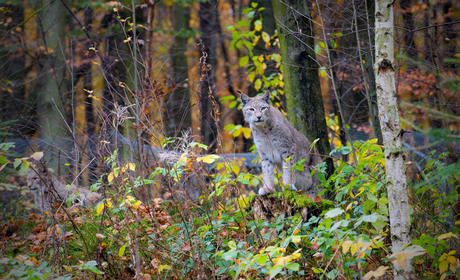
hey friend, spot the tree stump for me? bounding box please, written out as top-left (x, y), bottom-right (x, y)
top-left (249, 191), bottom-right (334, 224)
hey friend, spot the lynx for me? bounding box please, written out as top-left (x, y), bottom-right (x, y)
top-left (27, 166), bottom-right (103, 213)
top-left (240, 91), bottom-right (323, 196)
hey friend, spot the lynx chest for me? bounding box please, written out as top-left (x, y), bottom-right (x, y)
top-left (251, 124), bottom-right (291, 166)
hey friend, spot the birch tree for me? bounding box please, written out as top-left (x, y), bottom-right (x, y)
top-left (374, 0), bottom-right (413, 278)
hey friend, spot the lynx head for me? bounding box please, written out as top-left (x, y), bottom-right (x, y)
top-left (240, 91), bottom-right (271, 127)
top-left (27, 166), bottom-right (48, 193)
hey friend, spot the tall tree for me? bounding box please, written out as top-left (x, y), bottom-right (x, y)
top-left (271, 0), bottom-right (334, 178)
top-left (199, 0), bottom-right (219, 150)
top-left (375, 0), bottom-right (413, 278)
top-left (36, 0), bottom-right (68, 170)
top-left (166, 2), bottom-right (191, 136)
top-left (363, 0), bottom-right (383, 145)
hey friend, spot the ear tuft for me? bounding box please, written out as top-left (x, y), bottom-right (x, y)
top-left (240, 92), bottom-right (250, 107)
top-left (261, 91), bottom-right (270, 105)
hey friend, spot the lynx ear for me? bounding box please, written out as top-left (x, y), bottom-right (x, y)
top-left (240, 92), bottom-right (250, 107)
top-left (261, 91), bottom-right (270, 105)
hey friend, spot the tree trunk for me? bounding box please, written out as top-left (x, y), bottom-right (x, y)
top-left (375, 1), bottom-right (413, 278)
top-left (271, 0), bottom-right (334, 179)
top-left (199, 0), bottom-right (219, 150)
top-left (36, 0), bottom-right (68, 170)
top-left (83, 8), bottom-right (95, 136)
top-left (166, 3), bottom-right (192, 137)
top-left (363, 0), bottom-right (383, 145)
top-left (400, 0), bottom-right (417, 58)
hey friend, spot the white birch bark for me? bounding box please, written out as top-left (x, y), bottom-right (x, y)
top-left (374, 0), bottom-right (413, 279)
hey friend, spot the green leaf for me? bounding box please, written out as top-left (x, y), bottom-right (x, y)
top-left (20, 160), bottom-right (29, 172)
top-left (189, 142), bottom-right (208, 149)
top-left (237, 20), bottom-right (248, 28)
top-left (254, 20), bottom-right (262, 31)
top-left (257, 255), bottom-right (267, 266)
top-left (82, 261), bottom-right (104, 275)
top-left (324, 208), bottom-right (344, 218)
top-left (119, 244), bottom-right (127, 257)
top-left (229, 101), bottom-right (237, 108)
top-left (0, 156), bottom-right (9, 164)
top-left (14, 159), bottom-right (21, 169)
top-left (269, 266), bottom-right (283, 278)
top-left (220, 95), bottom-right (235, 102)
top-left (330, 39), bottom-right (337, 49)
top-left (239, 56), bottom-right (249, 67)
top-left (228, 240), bottom-right (237, 250)
top-left (224, 124), bottom-right (235, 130)
top-left (315, 44), bottom-right (321, 54)
top-left (251, 2), bottom-right (258, 8)
top-left (310, 138), bottom-right (320, 148)
top-left (286, 263), bottom-right (300, 271)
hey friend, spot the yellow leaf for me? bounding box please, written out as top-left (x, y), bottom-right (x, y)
top-left (196, 155), bottom-right (221, 164)
top-left (232, 164), bottom-right (240, 175)
top-left (88, 94), bottom-right (100, 101)
top-left (107, 172), bottom-right (114, 182)
top-left (64, 163), bottom-right (70, 166)
top-left (128, 163), bottom-right (135, 171)
top-left (91, 59), bottom-right (99, 65)
top-left (363, 266), bottom-right (389, 280)
top-left (342, 240), bottom-right (353, 254)
top-left (243, 127), bottom-right (252, 139)
top-left (439, 259), bottom-right (448, 274)
top-left (159, 264), bottom-right (170, 273)
top-left (293, 228), bottom-right (300, 235)
top-left (437, 233), bottom-right (458, 240)
top-left (254, 20), bottom-right (262, 32)
top-left (96, 203), bottom-right (104, 215)
top-left (30, 151), bottom-right (44, 161)
top-left (63, 265), bottom-right (73, 272)
top-left (254, 79), bottom-right (262, 91)
top-left (261, 31), bottom-right (270, 43)
top-left (123, 37), bottom-right (132, 43)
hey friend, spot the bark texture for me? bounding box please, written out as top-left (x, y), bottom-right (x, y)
top-left (375, 1), bottom-right (413, 278)
top-left (199, 0), bottom-right (219, 150)
top-left (271, 0), bottom-right (334, 178)
top-left (37, 0), bottom-right (68, 170)
top-left (166, 3), bottom-right (191, 136)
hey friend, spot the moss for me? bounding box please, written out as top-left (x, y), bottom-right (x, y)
top-left (268, 190), bottom-right (334, 212)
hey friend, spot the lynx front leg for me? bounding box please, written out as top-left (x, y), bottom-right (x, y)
top-left (282, 162), bottom-right (297, 192)
top-left (259, 158), bottom-right (275, 195)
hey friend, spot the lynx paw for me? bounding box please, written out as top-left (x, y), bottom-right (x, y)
top-left (258, 186), bottom-right (274, 196)
top-left (290, 185), bottom-right (298, 191)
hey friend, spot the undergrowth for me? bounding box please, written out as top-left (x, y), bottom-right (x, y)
top-left (1, 139), bottom-right (459, 279)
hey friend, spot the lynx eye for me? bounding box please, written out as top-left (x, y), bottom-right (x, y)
top-left (248, 108), bottom-right (255, 111)
top-left (261, 107), bottom-right (268, 111)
